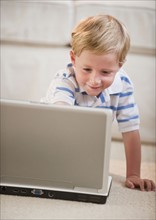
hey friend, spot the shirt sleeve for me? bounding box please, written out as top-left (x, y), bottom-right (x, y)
top-left (42, 73), bottom-right (76, 105)
top-left (116, 75), bottom-right (140, 133)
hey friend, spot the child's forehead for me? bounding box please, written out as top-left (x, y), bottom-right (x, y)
top-left (78, 50), bottom-right (118, 63)
top-left (75, 51), bottom-right (120, 70)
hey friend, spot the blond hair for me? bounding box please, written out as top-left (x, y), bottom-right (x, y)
top-left (71, 15), bottom-right (130, 63)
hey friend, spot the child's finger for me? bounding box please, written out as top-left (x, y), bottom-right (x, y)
top-left (139, 179), bottom-right (145, 191)
top-left (145, 180), bottom-right (156, 191)
top-left (144, 179), bottom-right (152, 191)
top-left (151, 180), bottom-right (156, 191)
top-left (139, 180), bottom-right (145, 191)
top-left (125, 179), bottom-right (135, 189)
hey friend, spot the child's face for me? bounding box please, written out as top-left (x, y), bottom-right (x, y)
top-left (70, 50), bottom-right (122, 96)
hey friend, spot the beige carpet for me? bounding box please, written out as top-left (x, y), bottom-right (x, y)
top-left (1, 141), bottom-right (155, 220)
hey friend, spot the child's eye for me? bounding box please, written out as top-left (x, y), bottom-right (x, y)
top-left (83, 68), bottom-right (91, 72)
top-left (101, 71), bottom-right (111, 75)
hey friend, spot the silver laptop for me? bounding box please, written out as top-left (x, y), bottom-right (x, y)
top-left (0, 98), bottom-right (112, 204)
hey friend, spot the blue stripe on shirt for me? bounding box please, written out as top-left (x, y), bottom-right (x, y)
top-left (75, 88), bottom-right (80, 92)
top-left (56, 87), bottom-right (74, 97)
top-left (117, 115), bottom-right (139, 123)
top-left (111, 92), bottom-right (133, 97)
top-left (110, 93), bottom-right (120, 96)
top-left (96, 103), bottom-right (135, 111)
top-left (117, 103), bottom-right (135, 111)
top-left (67, 63), bottom-right (72, 67)
top-left (120, 92), bottom-right (133, 97)
top-left (99, 93), bottom-right (105, 103)
top-left (121, 76), bottom-right (131, 84)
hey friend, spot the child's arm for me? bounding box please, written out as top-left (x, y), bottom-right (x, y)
top-left (122, 130), bottom-right (155, 191)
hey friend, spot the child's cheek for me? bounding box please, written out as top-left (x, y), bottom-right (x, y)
top-left (79, 74), bottom-right (88, 84)
top-left (102, 76), bottom-right (115, 86)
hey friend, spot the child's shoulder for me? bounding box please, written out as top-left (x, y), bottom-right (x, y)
top-left (117, 68), bottom-right (133, 85)
top-left (54, 70), bottom-right (71, 79)
top-left (108, 68), bottom-right (134, 94)
top-left (52, 64), bottom-right (78, 89)
top-left (117, 68), bottom-right (130, 77)
top-left (54, 63), bottom-right (75, 79)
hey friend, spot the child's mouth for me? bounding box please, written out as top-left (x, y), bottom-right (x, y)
top-left (87, 84), bottom-right (101, 90)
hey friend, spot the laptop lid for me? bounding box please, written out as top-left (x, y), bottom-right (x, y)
top-left (0, 99), bottom-right (112, 195)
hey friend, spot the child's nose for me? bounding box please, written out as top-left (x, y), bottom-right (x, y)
top-left (89, 73), bottom-right (101, 84)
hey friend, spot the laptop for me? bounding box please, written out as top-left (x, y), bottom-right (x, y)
top-left (0, 98), bottom-right (112, 204)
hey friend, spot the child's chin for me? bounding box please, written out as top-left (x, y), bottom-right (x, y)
top-left (86, 90), bottom-right (101, 97)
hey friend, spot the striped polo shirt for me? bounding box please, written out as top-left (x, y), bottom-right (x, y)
top-left (43, 63), bottom-right (140, 133)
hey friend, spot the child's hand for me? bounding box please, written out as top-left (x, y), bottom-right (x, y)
top-left (125, 176), bottom-right (156, 191)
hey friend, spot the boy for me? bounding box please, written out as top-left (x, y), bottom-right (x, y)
top-left (43, 15), bottom-right (155, 191)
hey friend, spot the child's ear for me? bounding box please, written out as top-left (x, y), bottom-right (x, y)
top-left (119, 59), bottom-right (126, 68)
top-left (119, 62), bottom-right (123, 68)
top-left (70, 50), bottom-right (76, 66)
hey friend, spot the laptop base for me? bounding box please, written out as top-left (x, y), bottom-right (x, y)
top-left (0, 177), bottom-right (112, 204)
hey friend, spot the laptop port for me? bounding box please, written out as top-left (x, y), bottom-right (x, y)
top-left (48, 191), bottom-right (55, 198)
top-left (13, 188), bottom-right (19, 193)
top-left (21, 189), bottom-right (27, 194)
top-left (31, 189), bottom-right (44, 196)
